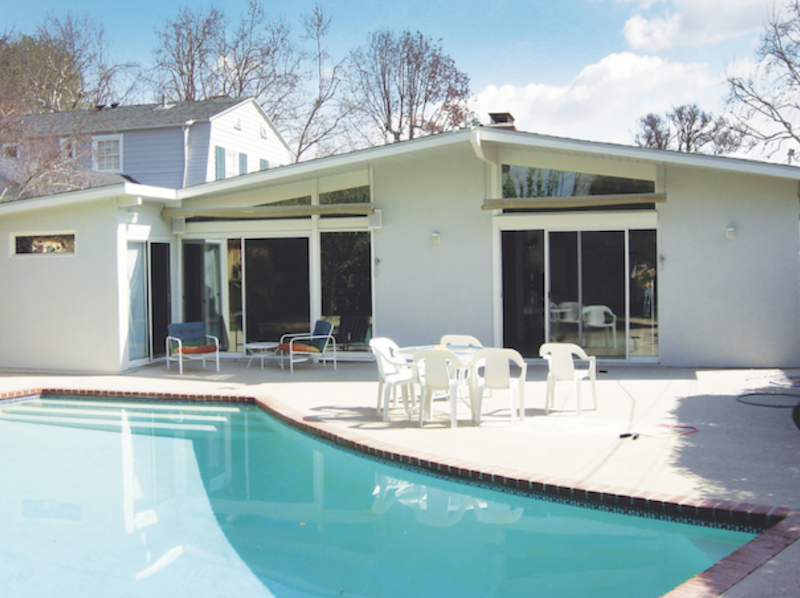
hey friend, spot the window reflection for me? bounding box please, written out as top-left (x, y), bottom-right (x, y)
top-left (502, 165), bottom-right (654, 199)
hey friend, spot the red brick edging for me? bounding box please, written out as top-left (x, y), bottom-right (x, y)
top-left (3, 387), bottom-right (798, 598)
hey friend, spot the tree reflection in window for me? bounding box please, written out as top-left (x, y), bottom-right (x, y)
top-left (502, 165), bottom-right (654, 198)
top-left (15, 234), bottom-right (75, 254)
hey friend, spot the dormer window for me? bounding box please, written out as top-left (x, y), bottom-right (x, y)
top-left (92, 134), bottom-right (123, 172)
top-left (3, 144), bottom-right (18, 159)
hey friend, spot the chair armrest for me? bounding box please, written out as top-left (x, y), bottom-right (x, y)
top-left (280, 331), bottom-right (314, 343)
top-left (288, 333), bottom-right (332, 344)
top-left (166, 335), bottom-right (182, 352)
top-left (205, 334), bottom-right (220, 349)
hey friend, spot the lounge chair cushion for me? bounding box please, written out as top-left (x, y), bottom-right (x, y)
top-left (278, 342), bottom-right (321, 354)
top-left (173, 344), bottom-right (217, 355)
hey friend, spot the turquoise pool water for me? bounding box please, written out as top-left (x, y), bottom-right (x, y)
top-left (0, 397), bottom-right (755, 597)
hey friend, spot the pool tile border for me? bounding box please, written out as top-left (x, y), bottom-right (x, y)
top-left (4, 387), bottom-right (799, 598)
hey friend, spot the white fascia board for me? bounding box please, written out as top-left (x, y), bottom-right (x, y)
top-left (122, 182), bottom-right (180, 202)
top-left (0, 183), bottom-right (178, 216)
top-left (177, 129), bottom-right (473, 200)
top-left (475, 128), bottom-right (800, 181)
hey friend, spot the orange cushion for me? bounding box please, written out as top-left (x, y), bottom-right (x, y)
top-left (174, 344), bottom-right (217, 355)
top-left (278, 342), bottom-right (321, 354)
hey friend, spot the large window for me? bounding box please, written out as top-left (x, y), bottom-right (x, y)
top-left (502, 165), bottom-right (654, 199)
top-left (244, 238), bottom-right (310, 342)
top-left (92, 135), bottom-right (122, 172)
top-left (502, 228), bottom-right (657, 360)
top-left (500, 165), bottom-right (656, 214)
top-left (321, 232), bottom-right (372, 352)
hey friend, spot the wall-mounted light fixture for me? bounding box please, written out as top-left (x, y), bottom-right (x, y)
top-left (431, 231), bottom-right (441, 245)
top-left (726, 226), bottom-right (736, 241)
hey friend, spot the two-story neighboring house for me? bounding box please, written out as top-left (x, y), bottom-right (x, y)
top-left (0, 97), bottom-right (292, 198)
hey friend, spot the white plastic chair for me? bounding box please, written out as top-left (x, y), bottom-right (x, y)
top-left (439, 334), bottom-right (483, 348)
top-left (582, 305), bottom-right (617, 348)
top-left (369, 338), bottom-right (416, 422)
top-left (539, 342), bottom-right (597, 415)
top-left (557, 301), bottom-right (581, 323)
top-left (413, 349), bottom-right (465, 428)
top-left (469, 348), bottom-right (527, 425)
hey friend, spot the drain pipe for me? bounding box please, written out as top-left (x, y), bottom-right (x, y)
top-left (182, 120), bottom-right (196, 188)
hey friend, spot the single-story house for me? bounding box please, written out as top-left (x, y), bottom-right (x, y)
top-left (1, 116), bottom-right (798, 372)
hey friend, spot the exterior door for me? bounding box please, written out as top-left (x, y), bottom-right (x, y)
top-left (502, 229), bottom-right (657, 360)
top-left (183, 241), bottom-right (228, 350)
top-left (549, 231), bottom-right (625, 358)
top-left (127, 241), bottom-right (171, 363)
top-left (243, 237), bottom-right (310, 342)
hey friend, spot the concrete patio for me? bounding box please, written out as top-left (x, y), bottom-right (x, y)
top-left (1, 359), bottom-right (799, 597)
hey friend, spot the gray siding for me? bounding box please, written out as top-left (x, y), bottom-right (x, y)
top-left (122, 128), bottom-right (185, 188)
top-left (185, 122), bottom-right (211, 187)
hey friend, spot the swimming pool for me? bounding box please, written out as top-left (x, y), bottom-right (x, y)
top-left (0, 396), bottom-right (756, 597)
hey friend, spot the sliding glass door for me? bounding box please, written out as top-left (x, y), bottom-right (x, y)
top-left (243, 237), bottom-right (310, 342)
top-left (127, 241), bottom-right (171, 363)
top-left (501, 231), bottom-right (545, 357)
top-left (184, 241), bottom-right (227, 350)
top-left (502, 229), bottom-right (657, 360)
top-left (321, 232), bottom-right (372, 353)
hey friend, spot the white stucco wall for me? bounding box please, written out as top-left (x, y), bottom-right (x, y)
top-left (0, 199), bottom-right (123, 372)
top-left (657, 165), bottom-right (800, 367)
top-left (371, 147), bottom-right (495, 346)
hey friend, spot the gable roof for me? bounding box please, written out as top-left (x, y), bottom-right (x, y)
top-left (176, 126), bottom-right (800, 204)
top-left (5, 124), bottom-right (800, 215)
top-left (18, 97), bottom-right (250, 138)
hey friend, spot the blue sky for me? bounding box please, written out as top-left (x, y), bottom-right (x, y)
top-left (2, 0), bottom-right (777, 145)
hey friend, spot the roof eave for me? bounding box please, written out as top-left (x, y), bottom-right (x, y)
top-left (0, 182), bottom-right (178, 215)
top-left (474, 127), bottom-right (800, 181)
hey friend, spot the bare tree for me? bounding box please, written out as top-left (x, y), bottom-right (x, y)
top-left (634, 104), bottom-right (742, 154)
top-left (151, 1), bottom-right (302, 128)
top-left (0, 14), bottom-right (141, 200)
top-left (726, 0), bottom-right (800, 158)
top-left (209, 0), bottom-right (301, 127)
top-left (347, 29), bottom-right (472, 144)
top-left (290, 5), bottom-right (350, 161)
top-left (1, 15), bottom-right (140, 118)
top-left (152, 5), bottom-right (226, 102)
top-left (0, 133), bottom-right (96, 200)
top-left (634, 113), bottom-right (672, 150)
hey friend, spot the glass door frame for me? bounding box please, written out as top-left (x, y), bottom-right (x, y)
top-left (125, 239), bottom-right (173, 369)
top-left (179, 224), bottom-right (376, 362)
top-left (493, 211), bottom-right (658, 362)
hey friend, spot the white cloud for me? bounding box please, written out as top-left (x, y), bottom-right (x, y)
top-left (470, 52), bottom-right (724, 144)
top-left (623, 0), bottom-right (771, 50)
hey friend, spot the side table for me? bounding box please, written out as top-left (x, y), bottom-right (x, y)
top-left (244, 342), bottom-right (280, 370)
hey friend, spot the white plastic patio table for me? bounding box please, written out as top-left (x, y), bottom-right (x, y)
top-left (244, 342), bottom-right (280, 369)
top-left (394, 344), bottom-right (481, 364)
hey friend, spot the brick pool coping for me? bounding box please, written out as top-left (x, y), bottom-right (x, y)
top-left (4, 387), bottom-right (799, 598)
